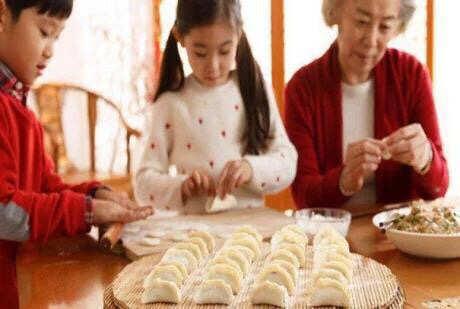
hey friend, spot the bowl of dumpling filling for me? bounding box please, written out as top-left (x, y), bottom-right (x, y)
top-left (373, 199), bottom-right (460, 258)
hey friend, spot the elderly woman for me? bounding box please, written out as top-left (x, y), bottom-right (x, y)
top-left (285, 0), bottom-right (448, 209)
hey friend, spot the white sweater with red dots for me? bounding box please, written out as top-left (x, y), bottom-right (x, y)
top-left (134, 72), bottom-right (298, 214)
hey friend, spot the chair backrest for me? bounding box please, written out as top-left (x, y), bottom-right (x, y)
top-left (32, 83), bottom-right (141, 176)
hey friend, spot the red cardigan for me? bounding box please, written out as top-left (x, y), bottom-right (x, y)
top-left (285, 43), bottom-right (448, 209)
top-left (0, 91), bottom-right (100, 308)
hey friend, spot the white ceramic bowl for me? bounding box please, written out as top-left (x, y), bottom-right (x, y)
top-left (294, 208), bottom-right (351, 237)
top-left (373, 207), bottom-right (460, 259)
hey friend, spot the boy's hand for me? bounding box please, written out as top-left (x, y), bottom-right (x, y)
top-left (217, 160), bottom-right (253, 199)
top-left (91, 199), bottom-right (153, 225)
top-left (181, 170), bottom-right (216, 205)
top-left (94, 188), bottom-right (142, 210)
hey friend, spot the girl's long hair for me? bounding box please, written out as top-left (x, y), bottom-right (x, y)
top-left (154, 0), bottom-right (270, 155)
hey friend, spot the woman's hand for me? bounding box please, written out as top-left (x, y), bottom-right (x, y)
top-left (217, 160), bottom-right (253, 199)
top-left (384, 123), bottom-right (432, 173)
top-left (340, 138), bottom-right (385, 195)
top-left (92, 199), bottom-right (153, 225)
top-left (181, 170), bottom-right (216, 204)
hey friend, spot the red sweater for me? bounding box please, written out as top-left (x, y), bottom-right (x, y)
top-left (285, 43), bottom-right (448, 209)
top-left (0, 91), bottom-right (100, 308)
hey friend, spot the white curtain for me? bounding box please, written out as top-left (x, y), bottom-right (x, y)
top-left (434, 1), bottom-right (460, 196)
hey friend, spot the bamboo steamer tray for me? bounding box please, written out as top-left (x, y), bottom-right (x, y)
top-left (112, 244), bottom-right (404, 308)
top-left (104, 285), bottom-right (405, 309)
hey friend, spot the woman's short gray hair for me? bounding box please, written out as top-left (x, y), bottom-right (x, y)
top-left (322, 0), bottom-right (416, 32)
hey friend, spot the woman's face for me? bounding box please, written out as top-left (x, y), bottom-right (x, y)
top-left (336, 0), bottom-right (402, 83)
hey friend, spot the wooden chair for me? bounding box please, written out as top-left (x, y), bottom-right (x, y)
top-left (32, 83), bottom-right (142, 195)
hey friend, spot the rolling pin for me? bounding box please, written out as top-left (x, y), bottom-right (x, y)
top-left (100, 223), bottom-right (124, 249)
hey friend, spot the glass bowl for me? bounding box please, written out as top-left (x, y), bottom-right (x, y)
top-left (294, 208), bottom-right (351, 237)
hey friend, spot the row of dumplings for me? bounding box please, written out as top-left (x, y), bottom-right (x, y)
top-left (142, 230), bottom-right (215, 304)
top-left (310, 226), bottom-right (352, 307)
top-left (251, 224), bottom-right (308, 308)
top-left (195, 225), bottom-right (263, 305)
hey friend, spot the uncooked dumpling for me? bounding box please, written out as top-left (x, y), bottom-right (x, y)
top-left (143, 264), bottom-right (184, 288)
top-left (310, 277), bottom-right (351, 307)
top-left (312, 268), bottom-right (349, 286)
top-left (251, 280), bottom-right (289, 308)
top-left (158, 261), bottom-right (187, 279)
top-left (269, 248), bottom-right (300, 269)
top-left (257, 264), bottom-right (295, 295)
top-left (234, 225), bottom-right (263, 242)
top-left (232, 232), bottom-right (260, 245)
top-left (268, 260), bottom-right (298, 283)
top-left (209, 258), bottom-right (243, 279)
top-left (225, 236), bottom-right (261, 258)
top-left (161, 248), bottom-right (198, 274)
top-left (271, 230), bottom-right (307, 250)
top-left (206, 264), bottom-right (242, 294)
top-left (318, 261), bottom-right (352, 282)
top-left (218, 247), bottom-right (251, 274)
top-left (189, 230), bottom-right (215, 253)
top-left (189, 237), bottom-right (209, 256)
top-left (314, 251), bottom-right (352, 270)
top-left (173, 242), bottom-right (203, 261)
top-left (194, 279), bottom-right (234, 305)
top-left (277, 243), bottom-right (306, 268)
top-left (205, 194), bottom-right (237, 213)
top-left (226, 244), bottom-right (255, 262)
top-left (141, 278), bottom-right (181, 304)
top-left (281, 224), bottom-right (306, 237)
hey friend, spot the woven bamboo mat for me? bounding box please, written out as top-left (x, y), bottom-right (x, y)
top-left (111, 246), bottom-right (404, 309)
top-left (104, 284), bottom-right (405, 309)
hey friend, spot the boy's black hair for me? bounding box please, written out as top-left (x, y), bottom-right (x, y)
top-left (5, 0), bottom-right (73, 21)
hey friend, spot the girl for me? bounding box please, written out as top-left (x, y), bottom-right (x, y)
top-left (134, 0), bottom-right (297, 214)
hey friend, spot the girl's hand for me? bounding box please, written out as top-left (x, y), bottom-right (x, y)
top-left (384, 123), bottom-right (432, 173)
top-left (217, 160), bottom-right (253, 199)
top-left (92, 199), bottom-right (153, 225)
top-left (340, 138), bottom-right (385, 195)
top-left (181, 170), bottom-right (216, 204)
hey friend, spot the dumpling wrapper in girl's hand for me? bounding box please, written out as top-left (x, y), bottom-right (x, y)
top-left (205, 194), bottom-right (237, 213)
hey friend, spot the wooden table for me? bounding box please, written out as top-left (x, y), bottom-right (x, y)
top-left (17, 213), bottom-right (460, 308)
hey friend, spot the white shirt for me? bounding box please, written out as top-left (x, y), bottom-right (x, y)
top-left (134, 72), bottom-right (298, 214)
top-left (342, 80), bottom-right (377, 205)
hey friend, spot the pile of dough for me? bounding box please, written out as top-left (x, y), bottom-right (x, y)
top-left (205, 194), bottom-right (237, 213)
top-left (310, 226), bottom-right (352, 307)
top-left (143, 230), bottom-right (214, 304)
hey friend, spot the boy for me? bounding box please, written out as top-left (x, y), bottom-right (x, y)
top-left (0, 1), bottom-right (153, 307)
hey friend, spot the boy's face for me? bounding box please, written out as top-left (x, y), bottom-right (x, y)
top-left (0, 4), bottom-right (66, 86)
